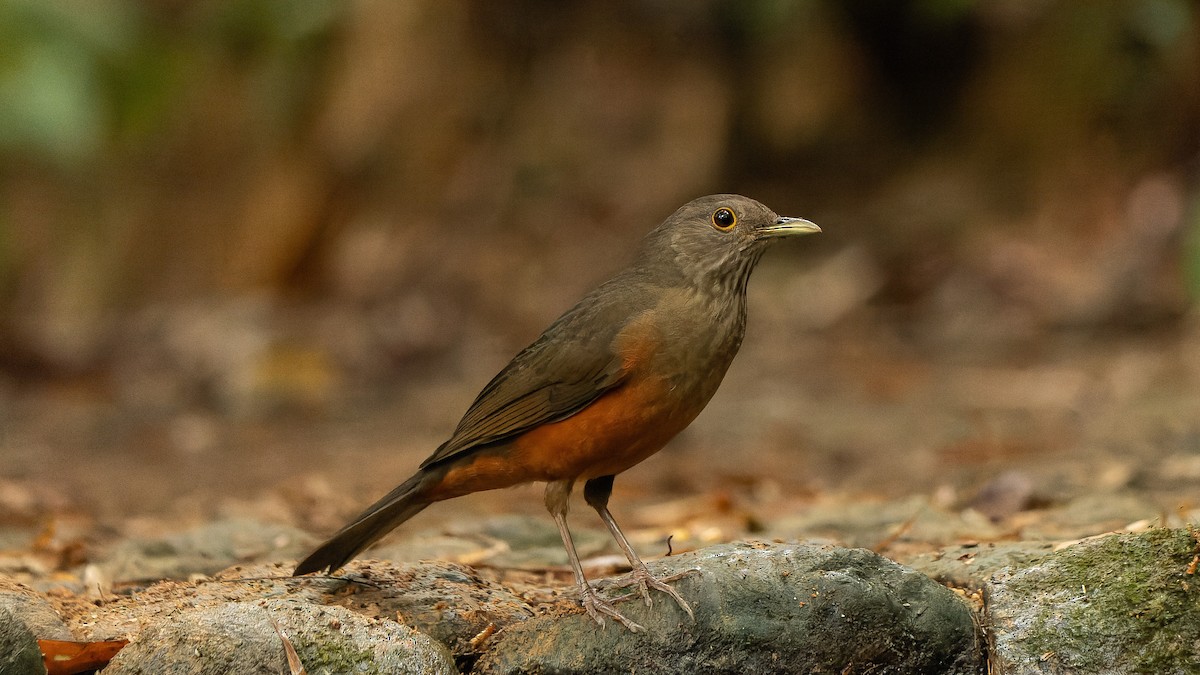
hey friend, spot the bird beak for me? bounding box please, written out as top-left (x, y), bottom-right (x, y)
top-left (757, 216), bottom-right (821, 239)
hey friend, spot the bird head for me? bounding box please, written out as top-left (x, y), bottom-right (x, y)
top-left (640, 194), bottom-right (820, 291)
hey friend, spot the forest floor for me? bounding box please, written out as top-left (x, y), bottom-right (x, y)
top-left (5, 313), bottom-right (1198, 600)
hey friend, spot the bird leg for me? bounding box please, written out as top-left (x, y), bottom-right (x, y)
top-left (584, 476), bottom-right (695, 619)
top-left (544, 480), bottom-right (645, 632)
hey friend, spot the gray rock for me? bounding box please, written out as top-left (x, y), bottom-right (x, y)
top-left (99, 518), bottom-right (313, 582)
top-left (302, 559), bottom-right (535, 660)
top-left (1018, 493), bottom-right (1162, 540)
top-left (0, 606), bottom-right (48, 675)
top-left (372, 514), bottom-right (612, 569)
top-left (768, 495), bottom-right (1002, 548)
top-left (465, 514), bottom-right (612, 568)
top-left (898, 541), bottom-right (1057, 589)
top-left (476, 541), bottom-right (983, 675)
top-left (0, 579), bottom-right (72, 675)
top-left (0, 579), bottom-right (73, 640)
top-left (104, 599), bottom-right (455, 675)
top-left (987, 528), bottom-right (1200, 674)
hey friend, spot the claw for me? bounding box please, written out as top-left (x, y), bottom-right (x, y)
top-left (606, 567), bottom-right (697, 620)
top-left (579, 585), bottom-right (645, 632)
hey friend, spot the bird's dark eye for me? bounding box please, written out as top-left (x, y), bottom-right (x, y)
top-left (711, 208), bottom-right (737, 231)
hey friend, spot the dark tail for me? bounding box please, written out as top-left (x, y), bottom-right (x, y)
top-left (293, 471), bottom-right (433, 575)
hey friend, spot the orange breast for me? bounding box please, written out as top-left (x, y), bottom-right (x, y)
top-left (516, 375), bottom-right (693, 478)
top-left (426, 376), bottom-right (698, 501)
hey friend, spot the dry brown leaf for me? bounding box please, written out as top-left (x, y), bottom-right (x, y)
top-left (39, 638), bottom-right (128, 675)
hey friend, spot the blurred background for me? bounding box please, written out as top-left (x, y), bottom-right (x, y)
top-left (1, 0), bottom-right (1198, 545)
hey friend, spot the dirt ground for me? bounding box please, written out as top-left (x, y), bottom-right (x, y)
top-left (4, 293), bottom-right (1198, 580)
top-left (2, 283), bottom-right (1199, 674)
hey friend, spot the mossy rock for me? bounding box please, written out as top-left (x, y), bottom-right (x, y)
top-left (476, 541), bottom-right (983, 674)
top-left (987, 527), bottom-right (1200, 674)
top-left (103, 599), bottom-right (455, 675)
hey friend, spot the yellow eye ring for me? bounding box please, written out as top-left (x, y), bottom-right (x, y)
top-left (711, 208), bottom-right (737, 231)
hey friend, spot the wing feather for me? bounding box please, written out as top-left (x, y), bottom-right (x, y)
top-left (419, 291), bottom-right (639, 468)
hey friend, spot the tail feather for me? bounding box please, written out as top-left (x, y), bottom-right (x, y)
top-left (293, 472), bottom-right (432, 575)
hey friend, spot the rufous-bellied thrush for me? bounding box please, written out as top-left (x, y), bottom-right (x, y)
top-left (294, 194), bottom-right (820, 631)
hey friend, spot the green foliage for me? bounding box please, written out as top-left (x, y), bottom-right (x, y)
top-left (0, 0), bottom-right (137, 166)
top-left (1186, 197), bottom-right (1200, 302)
top-left (0, 0), bottom-right (343, 169)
